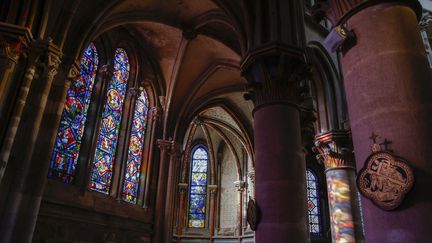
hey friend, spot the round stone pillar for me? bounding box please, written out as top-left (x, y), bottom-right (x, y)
top-left (242, 53), bottom-right (309, 243)
top-left (323, 1), bottom-right (432, 242)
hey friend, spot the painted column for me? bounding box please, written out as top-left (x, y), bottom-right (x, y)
top-left (314, 130), bottom-right (364, 243)
top-left (242, 52), bottom-right (309, 243)
top-left (153, 139), bottom-right (172, 243)
top-left (208, 184), bottom-right (218, 242)
top-left (319, 1), bottom-right (432, 241)
top-left (0, 39), bottom-right (61, 242)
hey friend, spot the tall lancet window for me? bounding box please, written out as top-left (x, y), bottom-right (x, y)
top-left (306, 168), bottom-right (322, 236)
top-left (90, 48), bottom-right (130, 194)
top-left (188, 145), bottom-right (209, 228)
top-left (48, 43), bottom-right (99, 183)
top-left (121, 89), bottom-right (149, 203)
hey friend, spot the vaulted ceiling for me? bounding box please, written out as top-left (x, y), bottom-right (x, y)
top-left (80, 0), bottom-right (252, 141)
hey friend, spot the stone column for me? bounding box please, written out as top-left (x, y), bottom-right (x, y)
top-left (234, 180), bottom-right (246, 240)
top-left (242, 52), bottom-right (309, 243)
top-left (208, 184), bottom-right (217, 242)
top-left (164, 142), bottom-right (182, 243)
top-left (314, 130), bottom-right (364, 243)
top-left (0, 23), bottom-right (31, 140)
top-left (12, 61), bottom-right (78, 243)
top-left (319, 1), bottom-right (432, 242)
top-left (153, 139), bottom-right (172, 243)
top-left (0, 45), bottom-right (37, 184)
top-left (0, 39), bottom-right (61, 243)
top-left (176, 182), bottom-right (188, 243)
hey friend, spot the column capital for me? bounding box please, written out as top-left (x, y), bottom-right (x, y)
top-left (178, 183), bottom-right (188, 193)
top-left (313, 130), bottom-right (355, 169)
top-left (0, 36), bottom-right (27, 63)
top-left (234, 180), bottom-right (247, 192)
top-left (247, 170), bottom-right (255, 183)
top-left (208, 184), bottom-right (218, 196)
top-left (0, 22), bottom-right (33, 63)
top-left (241, 51), bottom-right (311, 108)
top-left (98, 64), bottom-right (114, 80)
top-left (65, 60), bottom-right (80, 81)
top-left (312, 0), bottom-right (422, 25)
top-left (157, 139), bottom-right (172, 151)
top-left (170, 142), bottom-right (183, 158)
top-left (150, 106), bottom-right (162, 121)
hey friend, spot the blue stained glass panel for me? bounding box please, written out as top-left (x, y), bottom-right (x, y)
top-left (90, 48), bottom-right (130, 194)
top-left (48, 43), bottom-right (99, 183)
top-left (188, 146), bottom-right (209, 228)
top-left (121, 90), bottom-right (149, 203)
top-left (306, 169), bottom-right (322, 236)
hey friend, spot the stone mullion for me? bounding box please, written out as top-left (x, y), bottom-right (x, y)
top-left (141, 105), bottom-right (162, 208)
top-left (75, 64), bottom-right (113, 190)
top-left (112, 87), bottom-right (138, 200)
top-left (314, 130), bottom-right (364, 243)
top-left (0, 39), bottom-right (61, 243)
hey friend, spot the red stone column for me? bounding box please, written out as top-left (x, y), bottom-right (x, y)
top-left (323, 1), bottom-right (432, 242)
top-left (153, 139), bottom-right (172, 243)
top-left (163, 142), bottom-right (182, 243)
top-left (176, 183), bottom-right (188, 243)
top-left (242, 53), bottom-right (309, 243)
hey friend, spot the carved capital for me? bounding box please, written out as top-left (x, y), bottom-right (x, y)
top-left (157, 139), bottom-right (172, 151)
top-left (241, 47), bottom-right (310, 108)
top-left (234, 180), bottom-right (247, 192)
top-left (47, 53), bottom-right (61, 78)
top-left (420, 12), bottom-right (432, 31)
top-left (312, 0), bottom-right (422, 25)
top-left (170, 142), bottom-right (183, 158)
top-left (150, 106), bottom-right (162, 121)
top-left (0, 35), bottom-right (27, 63)
top-left (313, 130), bottom-right (355, 170)
top-left (247, 170), bottom-right (255, 183)
top-left (98, 64), bottom-right (114, 80)
top-left (178, 183), bottom-right (188, 193)
top-left (66, 61), bottom-right (80, 81)
top-left (192, 116), bottom-right (203, 126)
top-left (208, 185), bottom-right (218, 196)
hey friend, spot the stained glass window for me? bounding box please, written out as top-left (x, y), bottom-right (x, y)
top-left (121, 90), bottom-right (149, 203)
top-left (307, 169), bottom-right (322, 236)
top-left (188, 146), bottom-right (209, 228)
top-left (90, 48), bottom-right (130, 194)
top-left (48, 43), bottom-right (99, 183)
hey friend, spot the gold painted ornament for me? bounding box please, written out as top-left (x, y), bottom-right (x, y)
top-left (357, 133), bottom-right (414, 211)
